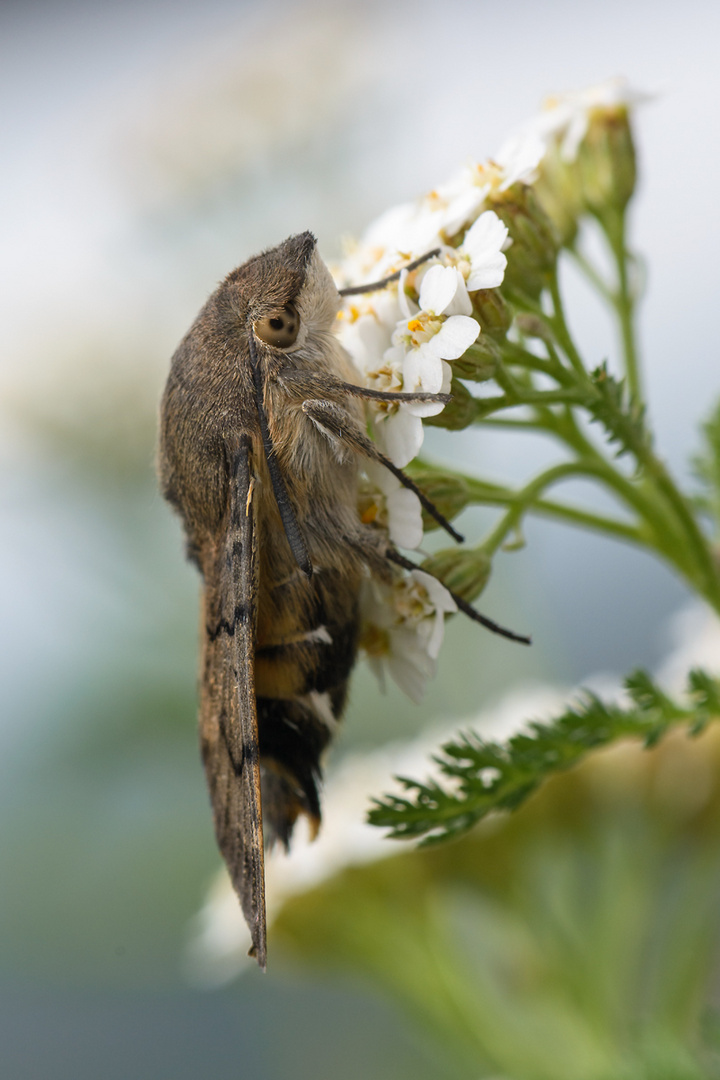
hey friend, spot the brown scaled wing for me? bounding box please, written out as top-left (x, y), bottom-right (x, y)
top-left (198, 433), bottom-right (267, 968)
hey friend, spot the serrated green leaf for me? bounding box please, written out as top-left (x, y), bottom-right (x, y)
top-left (368, 668), bottom-right (720, 845)
top-left (589, 362), bottom-right (650, 458)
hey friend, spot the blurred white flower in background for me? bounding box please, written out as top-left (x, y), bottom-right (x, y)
top-left (537, 78), bottom-right (651, 162)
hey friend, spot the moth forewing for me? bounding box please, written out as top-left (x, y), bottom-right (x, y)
top-left (199, 434), bottom-right (266, 968)
top-left (159, 233), bottom-right (374, 969)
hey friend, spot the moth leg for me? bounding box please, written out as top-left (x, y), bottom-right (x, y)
top-left (200, 434), bottom-right (268, 968)
top-left (387, 546), bottom-right (531, 645)
top-left (248, 334), bottom-right (313, 579)
top-left (276, 366), bottom-right (449, 407)
top-left (301, 398), bottom-right (463, 543)
top-left (338, 383), bottom-right (450, 405)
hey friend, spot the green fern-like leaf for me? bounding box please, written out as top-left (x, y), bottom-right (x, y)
top-left (692, 397), bottom-right (720, 537)
top-left (588, 362), bottom-right (650, 458)
top-left (368, 668), bottom-right (720, 845)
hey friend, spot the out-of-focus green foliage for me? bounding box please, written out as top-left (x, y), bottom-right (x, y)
top-left (693, 398), bottom-right (720, 541)
top-left (275, 729), bottom-right (720, 1079)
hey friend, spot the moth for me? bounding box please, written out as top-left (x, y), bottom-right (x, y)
top-left (158, 232), bottom-right (528, 968)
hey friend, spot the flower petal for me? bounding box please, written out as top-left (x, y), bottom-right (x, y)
top-left (375, 408), bottom-right (424, 468)
top-left (403, 344), bottom-right (445, 394)
top-left (442, 269), bottom-right (473, 316)
top-left (387, 628), bottom-right (436, 703)
top-left (418, 264), bottom-right (459, 316)
top-left (463, 211), bottom-right (509, 290)
top-left (386, 488), bottom-right (424, 550)
top-left (427, 315), bottom-right (480, 360)
top-left (466, 252), bottom-right (507, 292)
top-left (406, 360), bottom-right (451, 417)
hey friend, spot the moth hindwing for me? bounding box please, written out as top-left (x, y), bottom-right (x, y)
top-left (158, 232), bottom-right (526, 967)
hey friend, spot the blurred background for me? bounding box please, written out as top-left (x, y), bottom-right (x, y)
top-left (2, 0), bottom-right (720, 1076)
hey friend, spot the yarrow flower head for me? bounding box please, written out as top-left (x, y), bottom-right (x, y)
top-left (333, 78), bottom-right (646, 698)
top-left (337, 206), bottom-right (508, 467)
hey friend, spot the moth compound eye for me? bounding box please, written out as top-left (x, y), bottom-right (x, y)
top-left (253, 303), bottom-right (300, 348)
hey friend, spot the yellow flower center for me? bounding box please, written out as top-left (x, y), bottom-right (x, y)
top-left (403, 312), bottom-right (443, 348)
top-left (359, 624), bottom-right (391, 658)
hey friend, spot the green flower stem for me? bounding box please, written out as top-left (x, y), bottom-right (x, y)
top-left (549, 404), bottom-right (720, 606)
top-left (536, 408), bottom-right (712, 589)
top-left (477, 460), bottom-right (654, 558)
top-left (461, 476), bottom-right (643, 545)
top-left (548, 277), bottom-right (720, 607)
top-left (568, 244), bottom-right (614, 305)
top-left (602, 207), bottom-right (642, 404)
top-left (473, 387), bottom-right (587, 420)
top-left (478, 406), bottom-right (676, 557)
top-left (493, 342), bottom-right (562, 379)
top-left (634, 443), bottom-right (720, 611)
top-left (547, 272), bottom-right (588, 378)
top-left (469, 409), bottom-right (691, 568)
top-left (446, 407), bottom-right (705, 589)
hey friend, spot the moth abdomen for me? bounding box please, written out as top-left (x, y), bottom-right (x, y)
top-left (257, 689), bottom-right (349, 847)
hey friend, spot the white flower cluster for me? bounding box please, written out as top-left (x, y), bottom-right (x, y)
top-left (337, 211), bottom-right (512, 472)
top-left (342, 78), bottom-right (642, 703)
top-left (339, 165), bottom-right (528, 701)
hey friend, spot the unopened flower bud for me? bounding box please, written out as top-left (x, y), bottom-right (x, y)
top-left (486, 184), bottom-right (560, 300)
top-left (533, 143), bottom-right (584, 247)
top-left (421, 546), bottom-right (491, 603)
top-left (471, 288), bottom-right (512, 341)
top-left (404, 467), bottom-right (471, 531)
top-left (425, 378), bottom-right (476, 431)
top-left (514, 313), bottom-right (554, 343)
top-left (577, 106), bottom-right (637, 215)
top-left (451, 337), bottom-right (500, 382)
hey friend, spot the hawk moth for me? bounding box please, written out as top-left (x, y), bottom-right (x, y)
top-left (158, 232), bottom-right (527, 967)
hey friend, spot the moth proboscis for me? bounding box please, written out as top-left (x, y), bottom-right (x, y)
top-left (158, 232), bottom-right (529, 968)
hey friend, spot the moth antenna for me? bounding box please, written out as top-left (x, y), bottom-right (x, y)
top-left (377, 453), bottom-right (464, 543)
top-left (248, 332), bottom-right (313, 578)
top-left (386, 549), bottom-right (532, 645)
top-left (338, 248), bottom-right (442, 296)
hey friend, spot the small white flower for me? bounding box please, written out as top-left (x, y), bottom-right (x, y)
top-left (398, 265), bottom-right (478, 355)
top-left (371, 392), bottom-right (425, 470)
top-left (360, 569), bottom-right (457, 703)
top-left (336, 291), bottom-right (401, 381)
top-left (394, 263), bottom-right (479, 412)
top-left (494, 131), bottom-right (546, 189)
top-left (361, 200), bottom-right (440, 260)
top-left (360, 461), bottom-right (424, 551)
top-left (457, 211), bottom-right (509, 292)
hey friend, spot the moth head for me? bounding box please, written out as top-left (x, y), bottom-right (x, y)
top-left (222, 232), bottom-right (340, 355)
